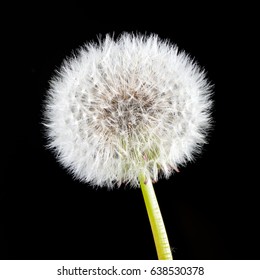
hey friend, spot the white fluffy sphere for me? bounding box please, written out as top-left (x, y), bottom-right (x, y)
top-left (44, 33), bottom-right (212, 188)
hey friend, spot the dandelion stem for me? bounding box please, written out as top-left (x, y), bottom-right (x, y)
top-left (139, 173), bottom-right (173, 260)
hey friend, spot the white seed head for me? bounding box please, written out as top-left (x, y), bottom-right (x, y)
top-left (44, 33), bottom-right (212, 188)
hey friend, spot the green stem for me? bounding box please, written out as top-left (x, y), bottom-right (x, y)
top-left (139, 173), bottom-right (173, 260)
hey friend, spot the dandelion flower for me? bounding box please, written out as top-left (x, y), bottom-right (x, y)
top-left (44, 33), bottom-right (212, 259)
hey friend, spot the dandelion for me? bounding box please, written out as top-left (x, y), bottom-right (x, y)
top-left (44, 33), bottom-right (212, 259)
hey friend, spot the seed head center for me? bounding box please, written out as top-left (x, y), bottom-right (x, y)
top-left (99, 90), bottom-right (153, 135)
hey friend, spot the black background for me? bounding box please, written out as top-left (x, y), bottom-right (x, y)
top-left (2, 9), bottom-right (258, 260)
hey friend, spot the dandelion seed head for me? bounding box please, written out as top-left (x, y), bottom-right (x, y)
top-left (44, 33), bottom-right (212, 188)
